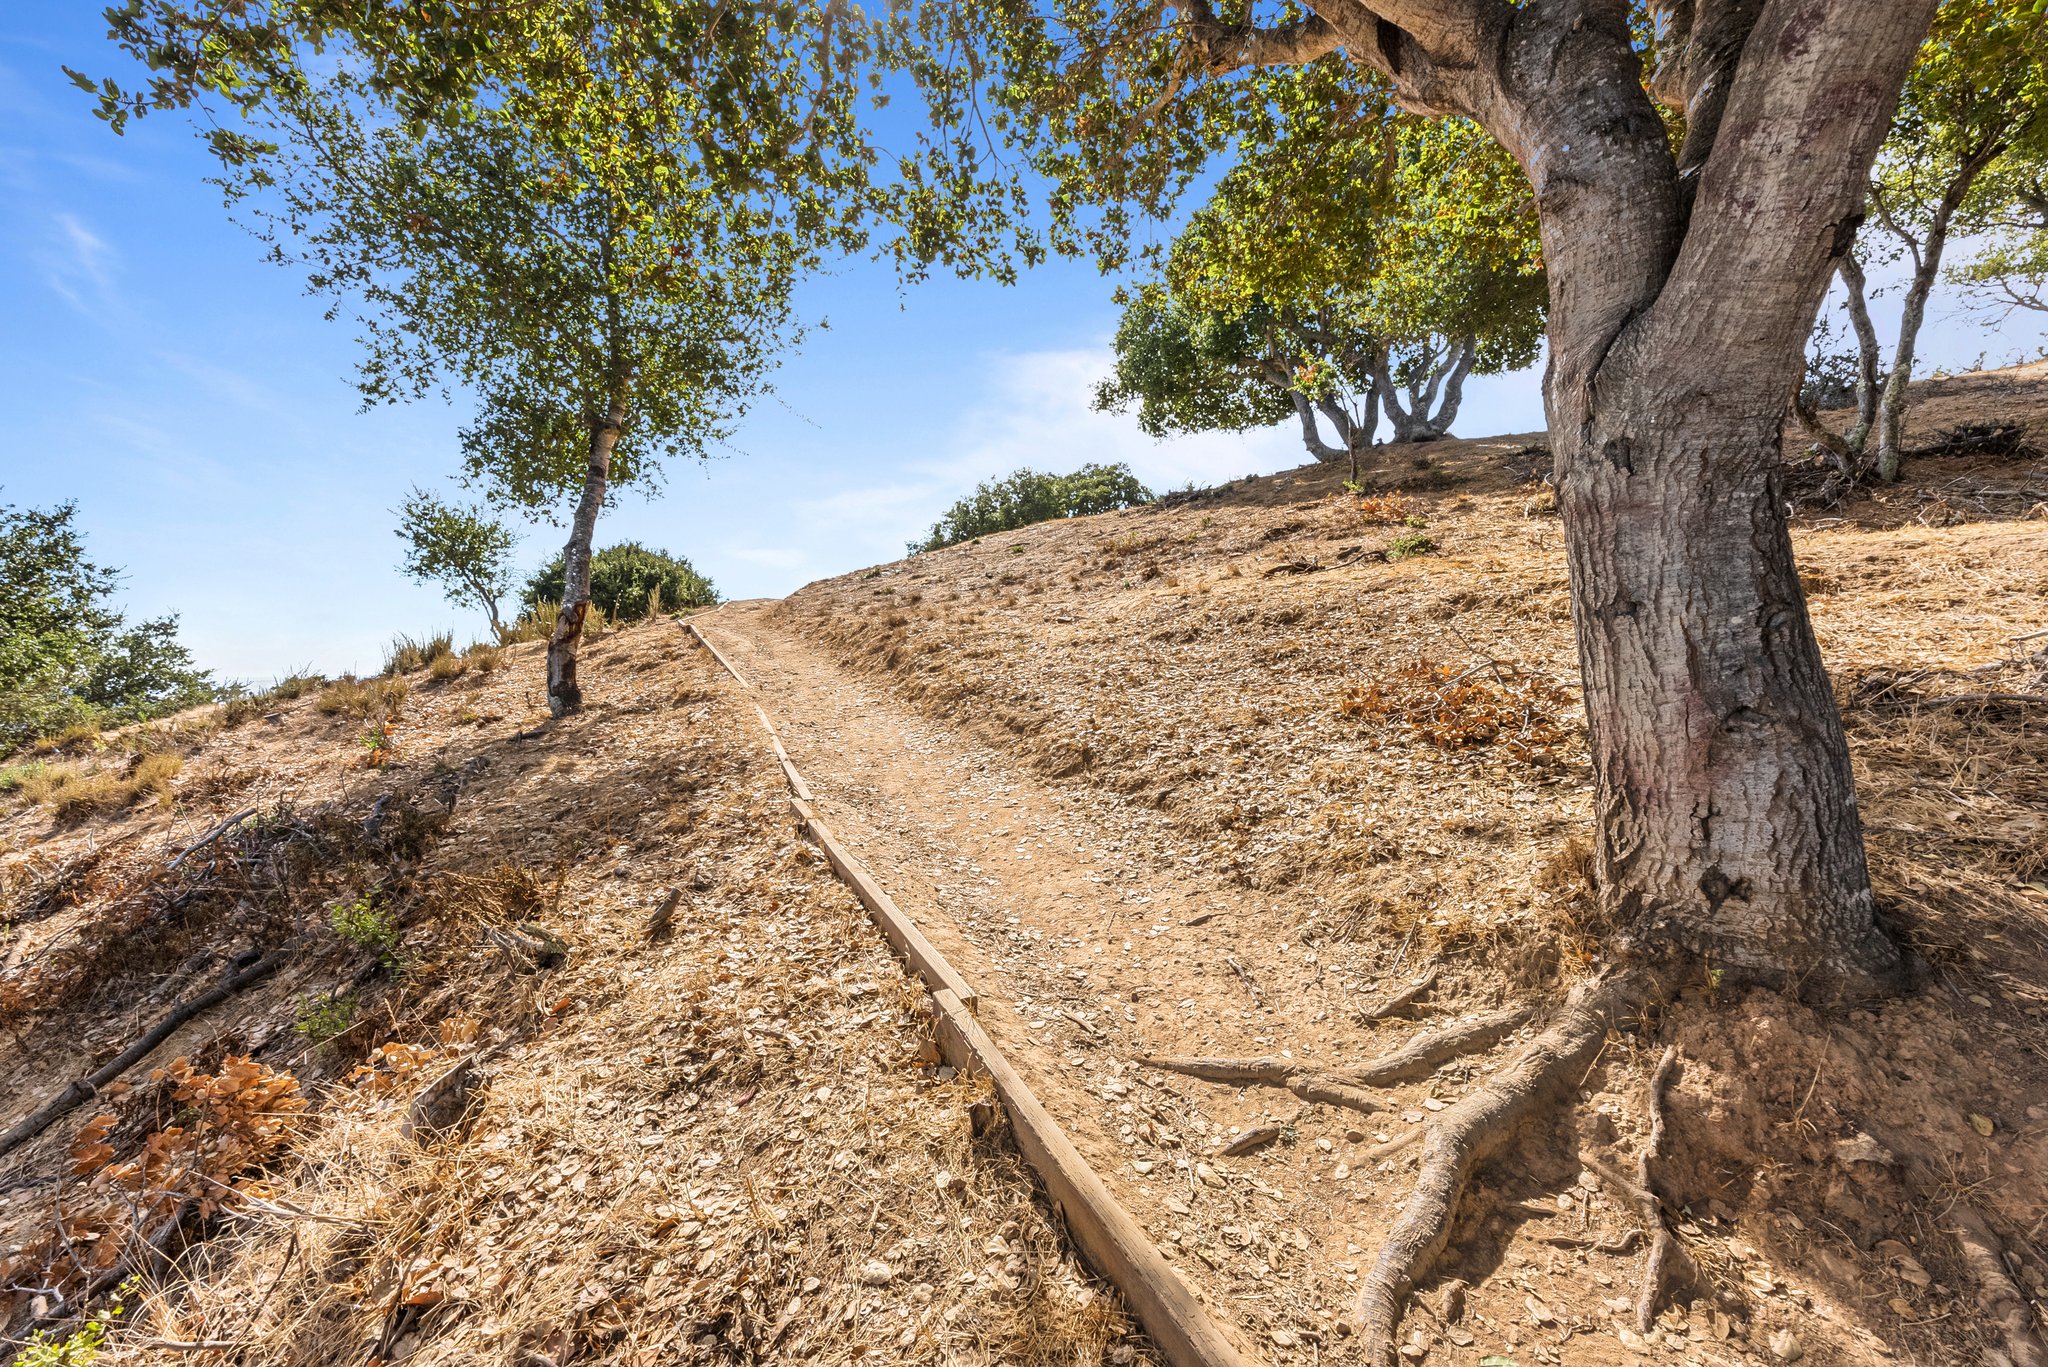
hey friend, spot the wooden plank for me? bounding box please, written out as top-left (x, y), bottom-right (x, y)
top-left (684, 619), bottom-right (753, 689)
top-left (930, 989), bottom-right (1256, 1367)
top-left (794, 807), bottom-right (977, 1012)
top-left (755, 705), bottom-right (816, 801)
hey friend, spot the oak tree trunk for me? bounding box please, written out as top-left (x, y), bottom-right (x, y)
top-left (1504, 0), bottom-right (1934, 998)
top-left (546, 391), bottom-right (627, 717)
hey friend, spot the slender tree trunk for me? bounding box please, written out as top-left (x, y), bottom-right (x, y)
top-left (1837, 254), bottom-right (1882, 455)
top-left (1870, 141), bottom-right (2003, 481)
top-left (546, 390), bottom-right (627, 717)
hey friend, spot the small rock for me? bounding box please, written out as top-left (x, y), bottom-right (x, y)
top-left (1833, 1133), bottom-right (1895, 1167)
top-left (1526, 1295), bottom-right (1555, 1325)
top-left (1969, 1112), bottom-right (1996, 1138)
top-left (1270, 1329), bottom-right (1299, 1347)
top-left (858, 1260), bottom-right (895, 1287)
top-left (1768, 1328), bottom-right (1804, 1362)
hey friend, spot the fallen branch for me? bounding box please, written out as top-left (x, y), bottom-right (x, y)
top-left (0, 950), bottom-right (290, 1159)
top-left (165, 808), bottom-right (257, 871)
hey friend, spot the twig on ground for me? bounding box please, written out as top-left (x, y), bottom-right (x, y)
top-left (166, 808), bottom-right (257, 871)
top-left (1354, 966), bottom-right (1440, 1023)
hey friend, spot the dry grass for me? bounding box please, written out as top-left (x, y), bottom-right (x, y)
top-left (315, 676), bottom-right (410, 719)
top-left (426, 651), bottom-right (469, 683)
top-left (465, 643), bottom-right (502, 673)
top-left (0, 623), bottom-right (1145, 1367)
top-left (385, 631), bottom-right (457, 676)
top-left (10, 751), bottom-right (186, 824)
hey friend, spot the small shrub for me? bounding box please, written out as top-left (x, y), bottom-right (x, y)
top-left (361, 719), bottom-right (399, 767)
top-left (133, 751), bottom-right (182, 804)
top-left (427, 651), bottom-right (469, 682)
top-left (1385, 532), bottom-right (1437, 561)
top-left (466, 643), bottom-right (502, 673)
top-left (499, 600), bottom-right (558, 645)
top-left (28, 719), bottom-right (104, 756)
top-left (269, 670), bottom-right (324, 700)
top-left (295, 993), bottom-right (359, 1046)
top-left (911, 463), bottom-right (1153, 553)
top-left (1354, 493), bottom-right (1419, 525)
top-left (315, 676), bottom-right (408, 718)
top-left (329, 893), bottom-right (401, 961)
top-left (218, 689), bottom-right (265, 727)
top-left (384, 631), bottom-right (456, 675)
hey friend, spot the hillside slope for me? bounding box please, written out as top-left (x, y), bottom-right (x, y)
top-left (1, 629), bottom-right (1135, 1365)
top-left (1, 362), bottom-right (2044, 1367)
top-left (754, 361), bottom-right (2048, 1365)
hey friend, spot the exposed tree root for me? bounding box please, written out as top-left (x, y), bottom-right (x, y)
top-left (1354, 966), bottom-right (1439, 1022)
top-left (1138, 1005), bottom-right (1529, 1118)
top-left (1142, 973), bottom-right (1667, 1367)
top-left (1631, 1045), bottom-right (1694, 1332)
top-left (1950, 1202), bottom-right (2048, 1367)
top-left (1352, 976), bottom-right (1641, 1367)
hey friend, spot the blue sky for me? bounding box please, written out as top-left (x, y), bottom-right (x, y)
top-left (3, 6), bottom-right (2043, 684)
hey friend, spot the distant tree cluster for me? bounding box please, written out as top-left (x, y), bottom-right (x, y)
top-left (910, 465), bottom-right (1153, 555)
top-left (523, 543), bottom-right (717, 624)
top-left (0, 500), bottom-right (213, 750)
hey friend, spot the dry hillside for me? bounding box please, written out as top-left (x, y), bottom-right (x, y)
top-left (2, 361), bottom-right (2045, 1367)
top-left (1, 629), bottom-right (1136, 1366)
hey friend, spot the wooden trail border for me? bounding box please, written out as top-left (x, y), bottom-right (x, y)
top-left (681, 616), bottom-right (1257, 1367)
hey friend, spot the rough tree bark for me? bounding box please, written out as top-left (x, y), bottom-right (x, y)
top-left (545, 388), bottom-right (627, 717)
top-left (1188, 0), bottom-right (1938, 997)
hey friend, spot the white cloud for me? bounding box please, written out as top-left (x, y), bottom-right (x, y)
top-left (910, 344), bottom-right (1303, 493)
top-left (727, 545), bottom-right (807, 571)
top-left (42, 211), bottom-right (117, 315)
top-left (788, 343), bottom-right (1305, 565)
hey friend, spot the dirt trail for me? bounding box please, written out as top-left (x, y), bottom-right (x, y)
top-left (697, 600), bottom-right (1541, 1356)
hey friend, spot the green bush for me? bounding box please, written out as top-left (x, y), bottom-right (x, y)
top-left (295, 992), bottom-right (359, 1046)
top-left (1386, 531), bottom-right (1437, 561)
top-left (910, 463), bottom-right (1153, 554)
top-left (522, 542), bottom-right (717, 623)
